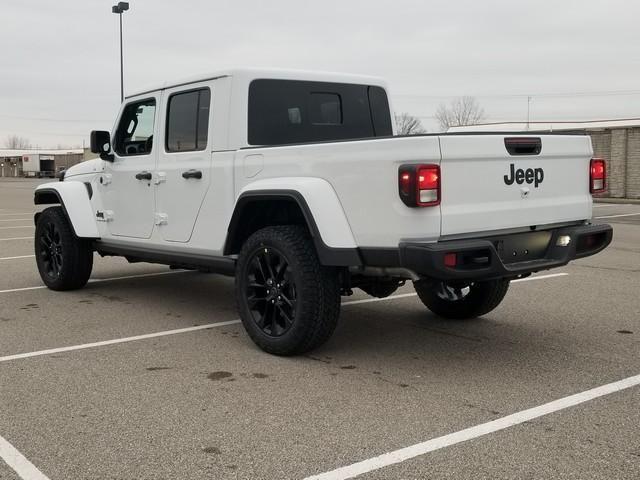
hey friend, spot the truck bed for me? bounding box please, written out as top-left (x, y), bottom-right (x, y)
top-left (236, 132), bottom-right (594, 248)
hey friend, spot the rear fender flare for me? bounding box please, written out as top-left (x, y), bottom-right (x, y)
top-left (227, 177), bottom-right (360, 266)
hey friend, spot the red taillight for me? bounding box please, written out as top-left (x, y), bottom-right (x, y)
top-left (590, 158), bottom-right (606, 193)
top-left (398, 164), bottom-right (441, 207)
top-left (399, 172), bottom-right (412, 197)
top-left (417, 166), bottom-right (439, 205)
top-left (418, 167), bottom-right (439, 190)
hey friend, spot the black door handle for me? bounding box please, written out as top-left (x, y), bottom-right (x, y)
top-left (182, 169), bottom-right (202, 179)
top-left (135, 171), bottom-right (152, 181)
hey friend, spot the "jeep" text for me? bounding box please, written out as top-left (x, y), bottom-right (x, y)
top-left (503, 163), bottom-right (544, 188)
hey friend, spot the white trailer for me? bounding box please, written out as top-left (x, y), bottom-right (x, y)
top-left (22, 154), bottom-right (56, 178)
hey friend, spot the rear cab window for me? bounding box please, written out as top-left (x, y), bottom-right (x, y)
top-left (248, 79), bottom-right (392, 146)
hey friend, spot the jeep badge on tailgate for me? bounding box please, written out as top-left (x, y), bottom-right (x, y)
top-left (504, 163), bottom-right (544, 188)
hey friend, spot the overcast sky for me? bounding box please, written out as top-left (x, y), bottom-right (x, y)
top-left (1, 0), bottom-right (639, 148)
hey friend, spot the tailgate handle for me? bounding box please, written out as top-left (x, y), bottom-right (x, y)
top-left (504, 137), bottom-right (542, 156)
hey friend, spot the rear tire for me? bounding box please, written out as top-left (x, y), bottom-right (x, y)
top-left (35, 206), bottom-right (93, 291)
top-left (413, 279), bottom-right (509, 320)
top-left (235, 225), bottom-right (341, 356)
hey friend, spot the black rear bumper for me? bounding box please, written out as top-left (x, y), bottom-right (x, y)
top-left (398, 223), bottom-right (612, 281)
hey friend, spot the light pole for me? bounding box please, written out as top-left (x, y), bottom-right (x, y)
top-left (112, 2), bottom-right (130, 102)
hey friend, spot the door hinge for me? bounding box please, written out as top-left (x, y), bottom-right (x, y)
top-left (154, 213), bottom-right (168, 226)
top-left (154, 172), bottom-right (167, 185)
top-left (96, 210), bottom-right (114, 222)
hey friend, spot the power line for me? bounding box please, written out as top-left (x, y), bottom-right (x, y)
top-left (414, 115), bottom-right (640, 124)
top-left (0, 114), bottom-right (109, 123)
top-left (0, 129), bottom-right (86, 137)
top-left (395, 89), bottom-right (640, 100)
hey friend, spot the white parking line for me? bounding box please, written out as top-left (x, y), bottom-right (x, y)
top-left (0, 320), bottom-right (242, 363)
top-left (595, 212), bottom-right (640, 219)
top-left (0, 210), bottom-right (42, 218)
top-left (342, 293), bottom-right (418, 306)
top-left (0, 271), bottom-right (567, 296)
top-left (511, 272), bottom-right (569, 283)
top-left (0, 272), bottom-right (570, 480)
top-left (0, 435), bottom-right (50, 480)
top-left (0, 270), bottom-right (189, 294)
top-left (0, 237), bottom-right (33, 242)
top-left (0, 272), bottom-right (568, 363)
top-left (0, 255), bottom-right (34, 261)
top-left (303, 373), bottom-right (640, 480)
top-left (0, 225), bottom-right (33, 230)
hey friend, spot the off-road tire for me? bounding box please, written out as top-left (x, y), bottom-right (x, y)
top-left (35, 206), bottom-right (93, 291)
top-left (413, 279), bottom-right (510, 320)
top-left (235, 225), bottom-right (341, 356)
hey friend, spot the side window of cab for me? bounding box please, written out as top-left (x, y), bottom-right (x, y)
top-left (114, 98), bottom-right (156, 156)
top-left (165, 88), bottom-right (211, 152)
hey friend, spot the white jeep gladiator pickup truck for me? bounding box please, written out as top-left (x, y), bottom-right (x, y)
top-left (33, 68), bottom-right (612, 355)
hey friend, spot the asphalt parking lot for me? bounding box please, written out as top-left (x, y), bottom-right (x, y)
top-left (0, 178), bottom-right (638, 480)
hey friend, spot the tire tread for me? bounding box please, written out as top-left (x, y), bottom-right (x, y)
top-left (236, 225), bottom-right (340, 355)
top-left (35, 206), bottom-right (93, 291)
top-left (414, 279), bottom-right (510, 320)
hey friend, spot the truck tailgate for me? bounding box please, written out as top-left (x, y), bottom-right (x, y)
top-left (439, 134), bottom-right (593, 237)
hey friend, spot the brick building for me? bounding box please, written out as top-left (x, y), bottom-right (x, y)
top-left (587, 122), bottom-right (640, 199)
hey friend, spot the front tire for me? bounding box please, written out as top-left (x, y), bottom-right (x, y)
top-left (35, 206), bottom-right (93, 291)
top-left (235, 225), bottom-right (341, 356)
top-left (413, 279), bottom-right (510, 320)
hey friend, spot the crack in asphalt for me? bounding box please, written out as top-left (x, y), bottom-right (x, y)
top-left (574, 264), bottom-right (640, 273)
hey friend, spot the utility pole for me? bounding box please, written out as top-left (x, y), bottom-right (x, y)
top-left (112, 2), bottom-right (130, 103)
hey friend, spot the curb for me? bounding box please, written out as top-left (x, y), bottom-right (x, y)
top-left (594, 198), bottom-right (640, 205)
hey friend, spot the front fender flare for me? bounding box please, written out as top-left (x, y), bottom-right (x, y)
top-left (34, 182), bottom-right (99, 238)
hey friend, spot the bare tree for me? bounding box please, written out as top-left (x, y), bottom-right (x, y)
top-left (435, 96), bottom-right (486, 131)
top-left (395, 113), bottom-right (426, 135)
top-left (4, 135), bottom-right (32, 149)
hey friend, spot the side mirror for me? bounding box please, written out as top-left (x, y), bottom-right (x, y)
top-left (90, 130), bottom-right (114, 161)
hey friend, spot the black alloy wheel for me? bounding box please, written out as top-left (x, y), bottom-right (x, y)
top-left (245, 246), bottom-right (297, 337)
top-left (39, 220), bottom-right (64, 279)
top-left (34, 206), bottom-right (93, 291)
top-left (235, 225), bottom-right (341, 356)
